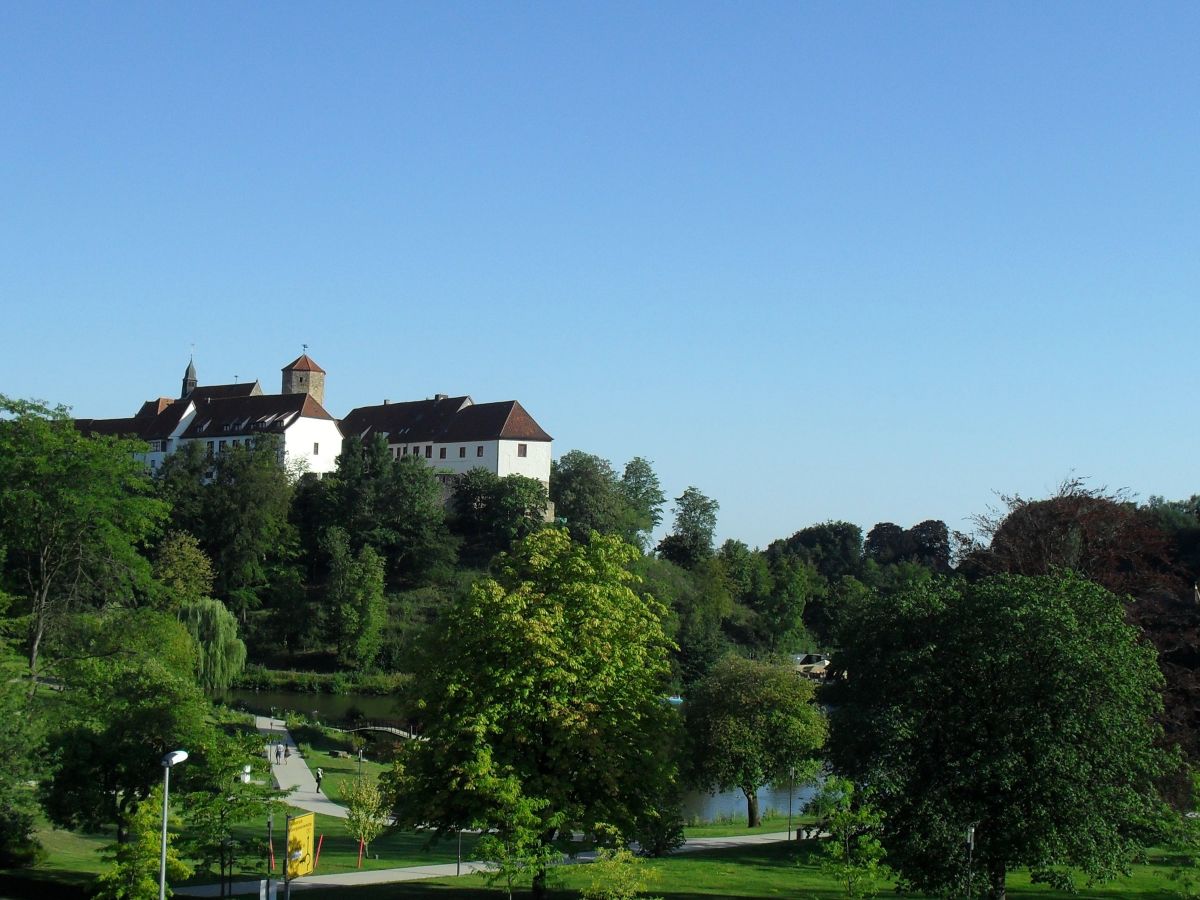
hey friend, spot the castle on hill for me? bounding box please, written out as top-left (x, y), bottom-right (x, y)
top-left (75, 354), bottom-right (553, 488)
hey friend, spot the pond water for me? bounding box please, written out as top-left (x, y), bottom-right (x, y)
top-left (221, 687), bottom-right (407, 723)
top-left (222, 687), bottom-right (819, 823)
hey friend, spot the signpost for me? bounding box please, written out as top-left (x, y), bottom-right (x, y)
top-left (284, 812), bottom-right (315, 899)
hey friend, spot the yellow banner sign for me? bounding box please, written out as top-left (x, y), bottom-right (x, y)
top-left (286, 812), bottom-right (315, 879)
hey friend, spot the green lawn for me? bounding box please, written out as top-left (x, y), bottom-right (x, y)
top-left (288, 721), bottom-right (391, 805)
top-left (293, 841), bottom-right (1190, 900)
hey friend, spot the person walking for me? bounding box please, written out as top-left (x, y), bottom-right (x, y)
top-left (275, 744), bottom-right (283, 764)
top-left (315, 767), bottom-right (324, 793)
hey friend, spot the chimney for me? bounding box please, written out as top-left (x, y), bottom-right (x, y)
top-left (383, 399), bottom-right (390, 405)
top-left (434, 393), bottom-right (448, 401)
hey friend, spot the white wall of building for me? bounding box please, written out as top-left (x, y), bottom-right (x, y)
top-left (283, 416), bottom-right (343, 476)
top-left (388, 438), bottom-right (551, 487)
top-left (497, 439), bottom-right (552, 486)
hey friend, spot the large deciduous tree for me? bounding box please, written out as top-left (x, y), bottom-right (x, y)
top-left (828, 573), bottom-right (1176, 899)
top-left (618, 457), bottom-right (666, 549)
top-left (322, 527), bottom-right (386, 672)
top-left (549, 450), bottom-right (626, 542)
top-left (39, 610), bottom-right (217, 841)
top-left (451, 468), bottom-right (548, 565)
top-left (685, 655), bottom-right (826, 827)
top-left (657, 486), bottom-right (719, 569)
top-left (179, 597), bottom-right (247, 694)
top-left (389, 529), bottom-right (680, 899)
top-left (0, 396), bottom-right (168, 690)
top-left (324, 435), bottom-right (457, 586)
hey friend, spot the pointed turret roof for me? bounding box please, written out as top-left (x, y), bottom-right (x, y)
top-left (282, 353), bottom-right (325, 374)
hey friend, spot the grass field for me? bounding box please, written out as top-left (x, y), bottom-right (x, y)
top-left (280, 840), bottom-right (1191, 900)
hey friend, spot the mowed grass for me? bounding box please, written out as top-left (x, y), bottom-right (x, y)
top-left (293, 840), bottom-right (1191, 900)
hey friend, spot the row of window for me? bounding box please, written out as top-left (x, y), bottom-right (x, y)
top-left (389, 443), bottom-right (529, 461)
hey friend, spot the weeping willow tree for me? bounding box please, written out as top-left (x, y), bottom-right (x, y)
top-left (180, 598), bottom-right (247, 694)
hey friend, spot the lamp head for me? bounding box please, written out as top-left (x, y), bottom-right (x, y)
top-left (162, 750), bottom-right (189, 768)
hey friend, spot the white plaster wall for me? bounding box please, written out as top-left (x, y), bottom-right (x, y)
top-left (284, 417), bottom-right (343, 476)
top-left (497, 439), bottom-right (552, 486)
top-left (390, 440), bottom-right (501, 477)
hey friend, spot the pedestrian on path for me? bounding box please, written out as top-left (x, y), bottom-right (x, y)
top-left (276, 744), bottom-right (283, 764)
top-left (315, 767), bottom-right (324, 792)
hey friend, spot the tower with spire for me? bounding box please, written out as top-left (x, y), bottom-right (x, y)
top-left (181, 358), bottom-right (197, 398)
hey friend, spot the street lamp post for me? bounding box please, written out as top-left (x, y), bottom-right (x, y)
top-left (966, 823), bottom-right (977, 899)
top-left (787, 766), bottom-right (795, 841)
top-left (159, 750), bottom-right (188, 900)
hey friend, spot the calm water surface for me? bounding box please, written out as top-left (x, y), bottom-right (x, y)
top-left (224, 688), bottom-right (817, 823)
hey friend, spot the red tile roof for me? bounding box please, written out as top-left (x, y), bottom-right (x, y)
top-left (342, 397), bottom-right (551, 444)
top-left (182, 392), bottom-right (336, 439)
top-left (282, 354), bottom-right (325, 374)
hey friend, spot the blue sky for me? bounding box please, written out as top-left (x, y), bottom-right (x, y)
top-left (2, 2), bottom-right (1197, 548)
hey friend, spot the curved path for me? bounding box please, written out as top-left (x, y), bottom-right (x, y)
top-left (257, 714), bottom-right (350, 819)
top-left (177, 715), bottom-right (793, 897)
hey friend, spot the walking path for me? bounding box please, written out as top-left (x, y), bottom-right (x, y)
top-left (176, 717), bottom-right (793, 897)
top-left (256, 714), bottom-right (349, 819)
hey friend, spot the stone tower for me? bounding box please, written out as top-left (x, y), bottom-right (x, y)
top-left (181, 358), bottom-right (197, 398)
top-left (281, 353), bottom-right (326, 405)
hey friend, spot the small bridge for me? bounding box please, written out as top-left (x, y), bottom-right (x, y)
top-left (329, 720), bottom-right (420, 740)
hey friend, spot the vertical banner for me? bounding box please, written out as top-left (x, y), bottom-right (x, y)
top-left (286, 812), bottom-right (316, 880)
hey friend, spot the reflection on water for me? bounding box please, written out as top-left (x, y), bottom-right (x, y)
top-left (220, 688), bottom-right (406, 723)
top-left (683, 780), bottom-right (817, 824)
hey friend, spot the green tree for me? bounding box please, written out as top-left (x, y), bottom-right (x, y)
top-left (203, 438), bottom-right (297, 619)
top-left (153, 531), bottom-right (214, 610)
top-left (474, 791), bottom-right (561, 900)
top-left (39, 610), bottom-right (217, 841)
top-left (179, 597), bottom-right (247, 694)
top-left (181, 732), bottom-right (279, 898)
top-left (390, 529), bottom-right (679, 899)
top-left (685, 655), bottom-right (826, 827)
top-left (549, 450), bottom-right (627, 542)
top-left (94, 784), bottom-right (192, 900)
top-left (618, 457), bottom-right (666, 549)
top-left (323, 527), bottom-right (386, 671)
top-left (345, 776), bottom-right (389, 865)
top-left (452, 468), bottom-right (548, 564)
top-left (809, 777), bottom-right (890, 899)
top-left (828, 573), bottom-right (1177, 899)
top-left (325, 435), bottom-right (457, 586)
top-left (657, 487), bottom-right (719, 569)
top-left (0, 396), bottom-right (168, 689)
top-left (0, 588), bottom-right (41, 866)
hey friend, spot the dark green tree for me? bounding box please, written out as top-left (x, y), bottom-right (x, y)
top-left (322, 527), bottom-right (386, 671)
top-left (325, 435), bottom-right (457, 586)
top-left (389, 529), bottom-right (680, 899)
top-left (657, 486), bottom-right (719, 569)
top-left (685, 654), bottom-right (826, 827)
top-left (0, 396), bottom-right (168, 690)
top-left (828, 573), bottom-right (1177, 899)
top-left (618, 457), bottom-right (666, 549)
top-left (39, 610), bottom-right (217, 841)
top-left (549, 450), bottom-right (627, 542)
top-left (451, 468), bottom-right (548, 565)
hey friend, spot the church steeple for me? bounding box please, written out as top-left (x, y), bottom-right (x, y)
top-left (181, 357), bottom-right (197, 398)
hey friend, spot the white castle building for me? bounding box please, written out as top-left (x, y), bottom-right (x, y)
top-left (75, 355), bottom-right (553, 487)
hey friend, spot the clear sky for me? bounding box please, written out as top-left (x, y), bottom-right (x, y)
top-left (2, 2), bottom-right (1197, 549)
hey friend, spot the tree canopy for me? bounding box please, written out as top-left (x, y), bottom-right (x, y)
top-left (685, 654), bottom-right (826, 827)
top-left (828, 572), bottom-right (1177, 899)
top-left (389, 528), bottom-right (679, 898)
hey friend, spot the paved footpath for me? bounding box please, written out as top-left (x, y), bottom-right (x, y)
top-left (256, 714), bottom-right (349, 819)
top-left (177, 716), bottom-right (792, 896)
